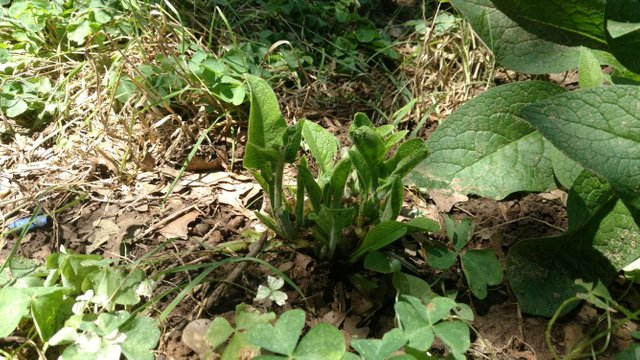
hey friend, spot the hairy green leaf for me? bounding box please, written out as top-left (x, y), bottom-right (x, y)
top-left (605, 0), bottom-right (640, 74)
top-left (490, 0), bottom-right (607, 49)
top-left (351, 126), bottom-right (386, 175)
top-left (550, 145), bottom-right (584, 189)
top-left (578, 47), bottom-right (604, 89)
top-left (298, 160), bottom-right (322, 213)
top-left (407, 81), bottom-right (566, 200)
top-left (309, 206), bottom-right (356, 260)
top-left (451, 0), bottom-right (580, 74)
top-left (284, 121), bottom-right (305, 164)
top-left (523, 85), bottom-right (640, 209)
top-left (507, 171), bottom-right (640, 317)
top-left (385, 139), bottom-right (429, 179)
top-left (381, 176), bottom-right (404, 222)
top-left (244, 75), bottom-right (287, 169)
top-left (350, 221), bottom-right (407, 263)
top-left (302, 121), bottom-right (339, 174)
top-left (328, 158), bottom-right (351, 208)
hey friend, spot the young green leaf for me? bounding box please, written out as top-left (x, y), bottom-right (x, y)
top-left (424, 241), bottom-right (457, 270)
top-left (121, 316), bottom-right (161, 360)
top-left (364, 251), bottom-right (402, 274)
top-left (351, 126), bottom-right (386, 182)
top-left (293, 324), bottom-right (346, 360)
top-left (578, 47), bottom-right (604, 89)
top-left (0, 287), bottom-right (31, 337)
top-left (460, 249), bottom-right (503, 299)
top-left (381, 176), bottom-right (404, 222)
top-left (328, 158), bottom-right (352, 208)
top-left (351, 328), bottom-right (407, 360)
top-left (349, 149), bottom-right (372, 192)
top-left (384, 139), bottom-right (428, 178)
top-left (249, 309), bottom-right (305, 356)
top-left (309, 206), bottom-right (356, 260)
top-left (350, 112), bottom-right (374, 132)
top-left (298, 159), bottom-right (323, 213)
top-left (284, 121), bottom-right (305, 164)
top-left (433, 320), bottom-right (471, 360)
top-left (350, 221), bottom-right (407, 263)
top-left (404, 217), bottom-right (440, 234)
top-left (302, 121), bottom-right (339, 174)
top-left (383, 130), bottom-right (410, 153)
top-left (244, 74), bottom-right (288, 170)
top-left (205, 317), bottom-right (235, 351)
top-left (444, 216), bottom-right (474, 251)
top-left (392, 272), bottom-right (436, 302)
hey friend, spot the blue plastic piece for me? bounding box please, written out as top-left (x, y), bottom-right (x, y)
top-left (6, 215), bottom-right (49, 234)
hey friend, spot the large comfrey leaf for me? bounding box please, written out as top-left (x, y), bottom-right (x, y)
top-left (605, 0), bottom-right (640, 74)
top-left (243, 74), bottom-right (288, 170)
top-left (507, 170), bottom-right (640, 317)
top-left (407, 81), bottom-right (566, 200)
top-left (490, 0), bottom-right (607, 50)
top-left (450, 0), bottom-right (580, 74)
top-left (523, 85), bottom-right (640, 210)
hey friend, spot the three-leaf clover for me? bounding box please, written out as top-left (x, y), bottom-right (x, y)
top-left (254, 276), bottom-right (288, 306)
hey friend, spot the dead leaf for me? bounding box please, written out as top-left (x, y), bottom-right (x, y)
top-left (186, 156), bottom-right (223, 171)
top-left (158, 211), bottom-right (199, 239)
top-left (428, 189), bottom-right (469, 213)
top-left (182, 319), bottom-right (212, 358)
top-left (343, 315), bottom-right (370, 341)
top-left (217, 182), bottom-right (261, 218)
top-left (140, 152), bottom-right (156, 170)
top-left (87, 219), bottom-right (120, 253)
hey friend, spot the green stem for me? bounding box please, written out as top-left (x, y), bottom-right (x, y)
top-left (273, 156), bottom-right (296, 240)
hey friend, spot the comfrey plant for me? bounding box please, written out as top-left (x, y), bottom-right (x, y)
top-left (243, 74), bottom-right (438, 262)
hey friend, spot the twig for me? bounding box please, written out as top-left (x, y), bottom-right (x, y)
top-left (204, 231), bottom-right (269, 311)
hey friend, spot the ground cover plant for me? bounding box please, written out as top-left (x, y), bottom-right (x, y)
top-left (1, 0), bottom-right (639, 359)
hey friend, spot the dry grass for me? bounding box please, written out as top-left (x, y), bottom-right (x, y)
top-left (401, 3), bottom-right (494, 125)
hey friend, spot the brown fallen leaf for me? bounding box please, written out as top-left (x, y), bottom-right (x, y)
top-left (186, 156), bottom-right (224, 171)
top-left (182, 319), bottom-right (212, 358)
top-left (158, 211), bottom-right (199, 239)
top-left (87, 219), bottom-right (120, 253)
top-left (428, 189), bottom-right (469, 213)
